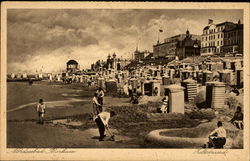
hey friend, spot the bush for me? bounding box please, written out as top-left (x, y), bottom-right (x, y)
top-left (185, 109), bottom-right (215, 121)
top-left (107, 105), bottom-right (149, 123)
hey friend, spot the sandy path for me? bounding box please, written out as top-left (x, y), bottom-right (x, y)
top-left (7, 96), bottom-right (131, 113)
top-left (7, 98), bottom-right (88, 113)
top-left (7, 122), bottom-right (136, 148)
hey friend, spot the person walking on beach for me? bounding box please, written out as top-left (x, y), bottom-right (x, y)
top-left (95, 111), bottom-right (116, 141)
top-left (37, 99), bottom-right (46, 124)
top-left (96, 87), bottom-right (105, 106)
top-left (204, 121), bottom-right (226, 149)
top-left (92, 93), bottom-right (102, 119)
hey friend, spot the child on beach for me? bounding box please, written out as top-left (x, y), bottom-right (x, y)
top-left (37, 99), bottom-right (46, 124)
top-left (160, 96), bottom-right (168, 113)
top-left (96, 87), bottom-right (105, 106)
top-left (92, 93), bottom-right (102, 120)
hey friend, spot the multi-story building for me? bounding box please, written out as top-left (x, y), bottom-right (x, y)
top-left (221, 20), bottom-right (243, 55)
top-left (201, 19), bottom-right (242, 56)
top-left (176, 30), bottom-right (201, 60)
top-left (153, 30), bottom-right (200, 60)
top-left (91, 53), bottom-right (131, 71)
top-left (134, 49), bottom-right (151, 62)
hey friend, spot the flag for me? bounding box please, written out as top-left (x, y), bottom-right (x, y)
top-left (159, 29), bottom-right (163, 32)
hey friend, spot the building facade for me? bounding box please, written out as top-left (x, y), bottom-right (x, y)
top-left (221, 20), bottom-right (243, 55)
top-left (176, 30), bottom-right (201, 60)
top-left (134, 49), bottom-right (152, 62)
top-left (153, 30), bottom-right (201, 60)
top-left (201, 19), bottom-right (242, 56)
top-left (91, 53), bottom-right (131, 71)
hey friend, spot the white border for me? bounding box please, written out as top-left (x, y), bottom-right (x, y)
top-left (1, 2), bottom-right (249, 161)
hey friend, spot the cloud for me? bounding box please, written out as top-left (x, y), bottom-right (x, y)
top-left (7, 9), bottom-right (243, 73)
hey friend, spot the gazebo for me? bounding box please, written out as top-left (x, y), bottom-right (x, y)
top-left (66, 59), bottom-right (79, 73)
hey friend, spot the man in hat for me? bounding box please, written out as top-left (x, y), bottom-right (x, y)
top-left (95, 111), bottom-right (116, 141)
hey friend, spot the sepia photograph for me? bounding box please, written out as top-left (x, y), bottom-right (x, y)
top-left (1, 2), bottom-right (249, 161)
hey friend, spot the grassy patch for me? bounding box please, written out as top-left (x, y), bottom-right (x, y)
top-left (106, 103), bottom-right (199, 138)
top-left (185, 109), bottom-right (215, 121)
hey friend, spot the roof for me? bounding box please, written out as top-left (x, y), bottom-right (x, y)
top-left (125, 61), bottom-right (139, 68)
top-left (67, 59), bottom-right (78, 65)
top-left (216, 21), bottom-right (234, 27)
top-left (223, 24), bottom-right (243, 32)
top-left (180, 56), bottom-right (222, 64)
top-left (203, 26), bottom-right (209, 30)
top-left (203, 21), bottom-right (234, 30)
top-left (182, 38), bottom-right (200, 47)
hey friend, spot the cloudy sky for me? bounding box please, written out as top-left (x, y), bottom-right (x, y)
top-left (7, 9), bottom-right (242, 73)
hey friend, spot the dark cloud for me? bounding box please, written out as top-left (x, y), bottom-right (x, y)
top-left (7, 15), bottom-right (99, 63)
top-left (7, 9), bottom-right (243, 73)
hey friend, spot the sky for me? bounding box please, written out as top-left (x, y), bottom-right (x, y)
top-left (7, 9), bottom-right (243, 73)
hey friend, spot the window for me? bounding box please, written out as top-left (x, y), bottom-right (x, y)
top-left (214, 29), bottom-right (215, 32)
top-left (205, 37), bottom-right (207, 41)
top-left (218, 34), bottom-right (220, 38)
top-left (221, 33), bottom-right (223, 38)
top-left (217, 41), bottom-right (219, 46)
top-left (221, 41), bottom-right (223, 46)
